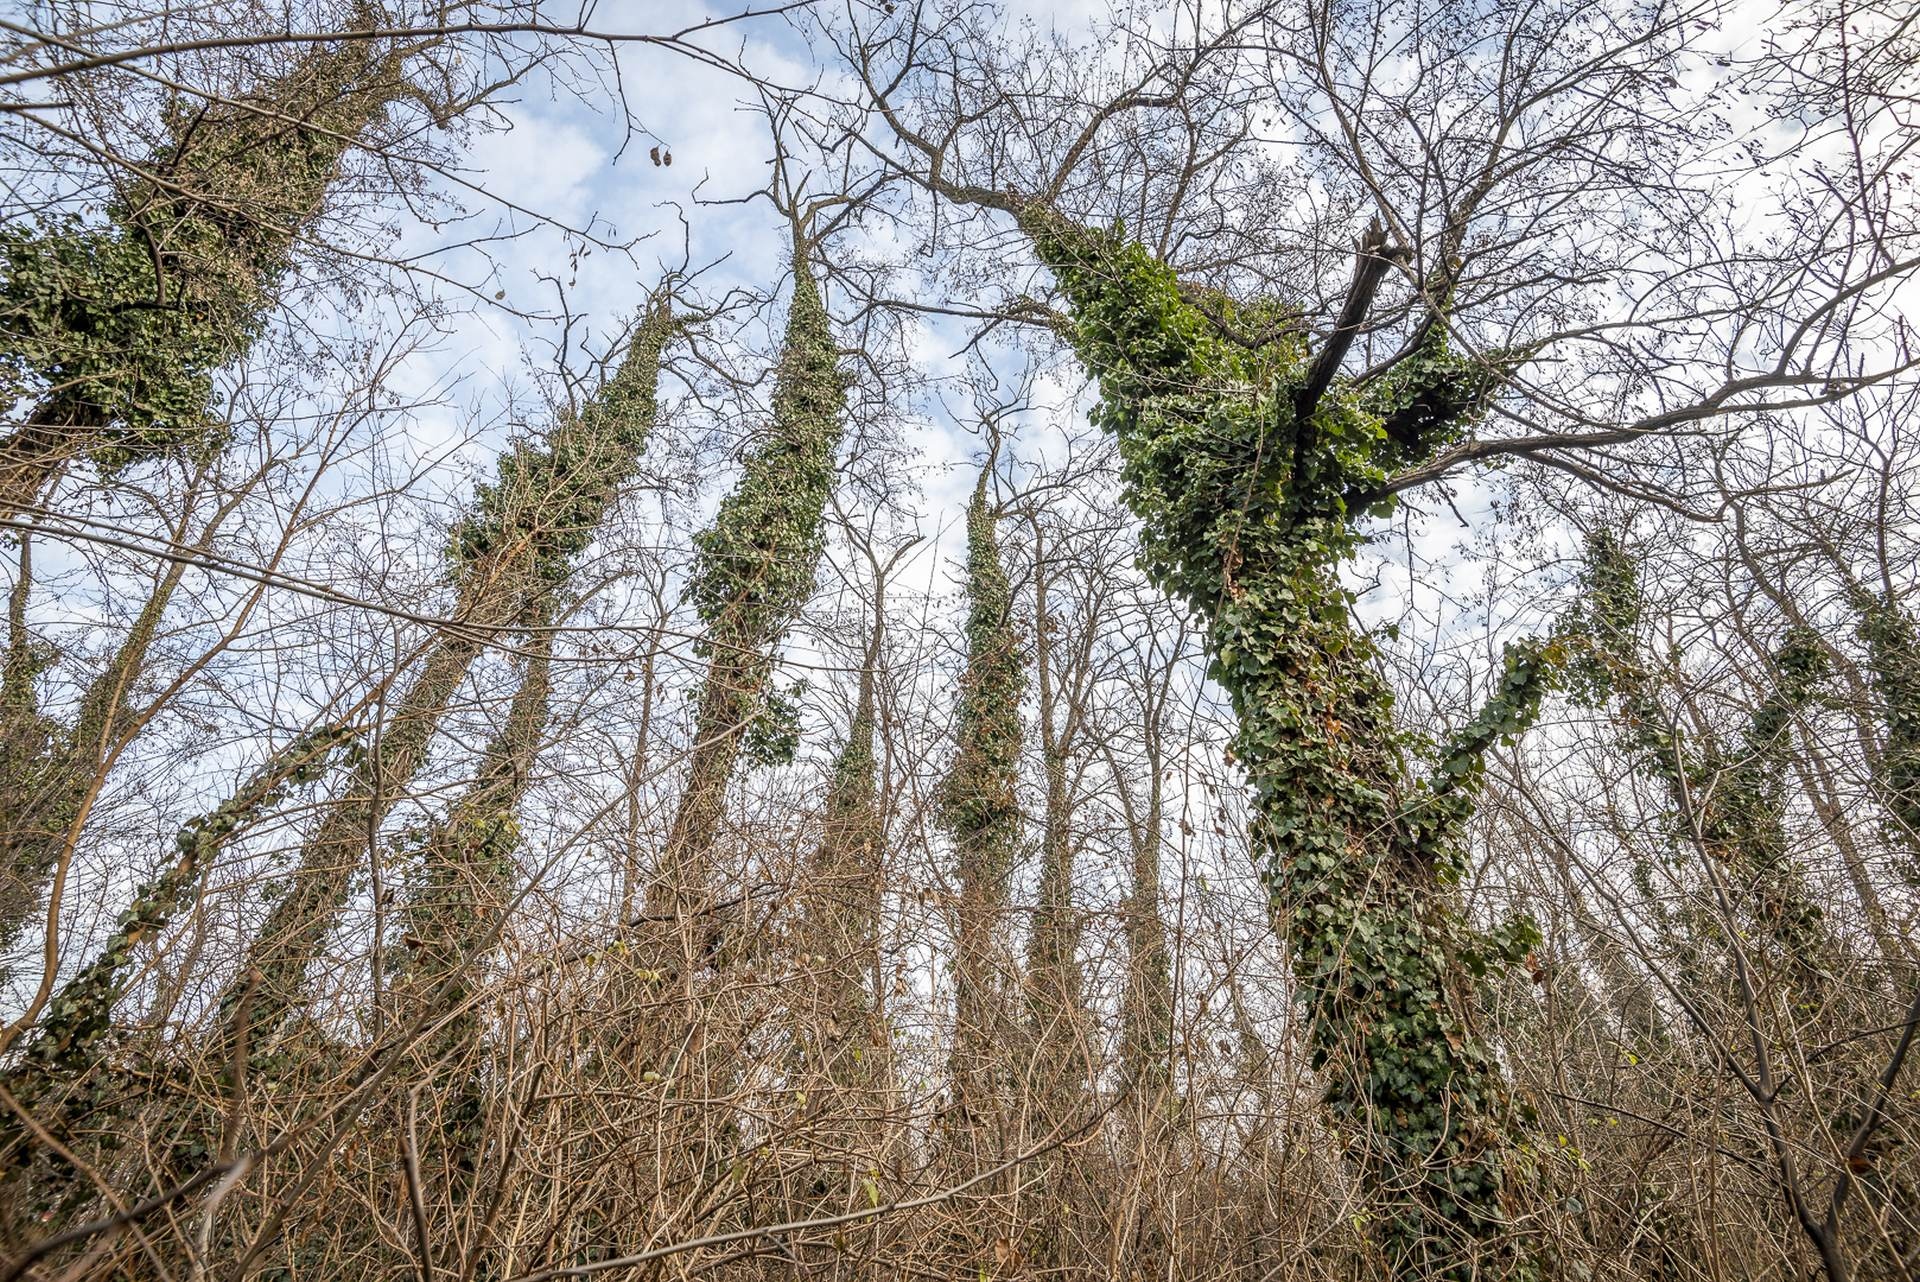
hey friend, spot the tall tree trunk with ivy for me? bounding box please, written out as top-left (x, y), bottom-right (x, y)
top-left (1026, 527), bottom-right (1089, 1087)
top-left (1020, 521), bottom-right (1092, 1262)
top-left (1835, 589), bottom-right (1920, 1270)
top-left (1571, 533), bottom-right (1916, 1279)
top-left (396, 613), bottom-right (554, 1038)
top-left (1572, 534), bottom-right (1838, 1002)
top-left (219, 298), bottom-right (672, 1057)
top-left (781, 606), bottom-right (890, 1231)
top-left (1115, 706), bottom-right (1174, 1103)
top-left (0, 719), bottom-right (357, 1219)
top-left (647, 239), bottom-right (846, 930)
top-left (940, 463), bottom-right (1026, 1149)
top-left (392, 604), bottom-right (554, 1188)
top-left (0, 13), bottom-right (414, 517)
top-left (1008, 205), bottom-right (1560, 1278)
top-left (1857, 592), bottom-right (1920, 868)
top-left (0, 22), bottom-right (419, 964)
top-left (601, 238), bottom-right (846, 1258)
top-left (792, 612), bottom-right (886, 1096)
top-left (1024, 527), bottom-right (1086, 1104)
top-left (0, 536), bottom-right (197, 960)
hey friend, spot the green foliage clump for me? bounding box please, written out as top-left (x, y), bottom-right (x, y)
top-left (681, 261), bottom-right (847, 767)
top-left (0, 220), bottom-right (227, 462)
top-left (450, 299), bottom-right (675, 587)
top-left (0, 34), bottom-right (400, 474)
top-left (1016, 206), bottom-right (1545, 1275)
top-left (938, 467), bottom-right (1026, 859)
top-left (743, 681), bottom-right (808, 768)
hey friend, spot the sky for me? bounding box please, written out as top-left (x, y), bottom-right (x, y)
top-left (374, 4), bottom-right (992, 598)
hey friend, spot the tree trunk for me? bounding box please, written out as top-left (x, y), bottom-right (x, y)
top-left (221, 297), bottom-right (672, 1052)
top-left (1013, 206), bottom-right (1551, 1277)
top-left (940, 463), bottom-right (1025, 1151)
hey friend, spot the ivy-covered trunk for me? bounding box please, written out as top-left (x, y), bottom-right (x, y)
top-left (7, 723), bottom-right (353, 1085)
top-left (1012, 205), bottom-right (1556, 1277)
top-left (1851, 591), bottom-right (1920, 1274)
top-left (599, 240), bottom-right (846, 1257)
top-left (1118, 730), bottom-right (1174, 1101)
top-left (0, 721), bottom-right (356, 1214)
top-left (0, 20), bottom-right (417, 963)
top-left (1857, 592), bottom-right (1920, 862)
top-left (1024, 529), bottom-right (1086, 1105)
top-left (217, 626), bottom-right (490, 1051)
top-left (1020, 523), bottom-right (1091, 1262)
top-left (397, 615), bottom-right (553, 1034)
top-left (0, 17), bottom-right (412, 516)
top-left (939, 463), bottom-right (1025, 1145)
top-left (782, 611), bottom-right (891, 1233)
top-left (1573, 534), bottom-right (1920, 1279)
top-left (393, 606), bottom-right (554, 1185)
top-left (220, 299), bottom-right (671, 1055)
top-left (0, 543), bottom-right (196, 960)
top-left (1575, 535), bottom-right (1838, 1003)
top-left (647, 241), bottom-right (846, 929)
top-left (792, 620), bottom-right (886, 1095)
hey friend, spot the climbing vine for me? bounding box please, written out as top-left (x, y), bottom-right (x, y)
top-left (938, 467), bottom-right (1025, 870)
top-left (793, 650), bottom-right (883, 1092)
top-left (685, 259), bottom-right (845, 727)
top-left (1014, 206), bottom-right (1555, 1276)
top-left (657, 245), bottom-right (848, 886)
top-left (816, 669), bottom-right (881, 919)
top-left (450, 299), bottom-right (674, 585)
top-left (1572, 533), bottom-right (1833, 986)
top-left (938, 463), bottom-right (1026, 1129)
top-left (399, 618), bottom-right (554, 1007)
top-left (225, 298), bottom-right (673, 1049)
top-left (1856, 592), bottom-right (1920, 875)
top-left (388, 608), bottom-right (554, 1180)
top-left (0, 31), bottom-right (404, 477)
top-left (5, 718), bottom-right (358, 1133)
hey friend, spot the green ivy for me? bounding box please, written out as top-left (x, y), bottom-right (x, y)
top-left (393, 614), bottom-right (555, 1176)
top-left (659, 246), bottom-right (849, 880)
top-left (938, 466), bottom-right (1026, 856)
top-left (0, 33), bottom-right (402, 474)
top-left (742, 680), bottom-right (808, 769)
top-left (0, 220), bottom-right (226, 461)
top-left (939, 463), bottom-right (1027, 1125)
top-left (449, 299), bottom-right (674, 586)
top-left (1573, 534), bottom-right (1832, 984)
top-left (1014, 207), bottom-right (1549, 1276)
top-left (1856, 592), bottom-right (1920, 877)
top-left (8, 721), bottom-right (359, 1100)
top-left (686, 261), bottom-right (846, 671)
top-left (793, 643), bottom-right (884, 1096)
top-left (224, 297), bottom-right (672, 1053)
